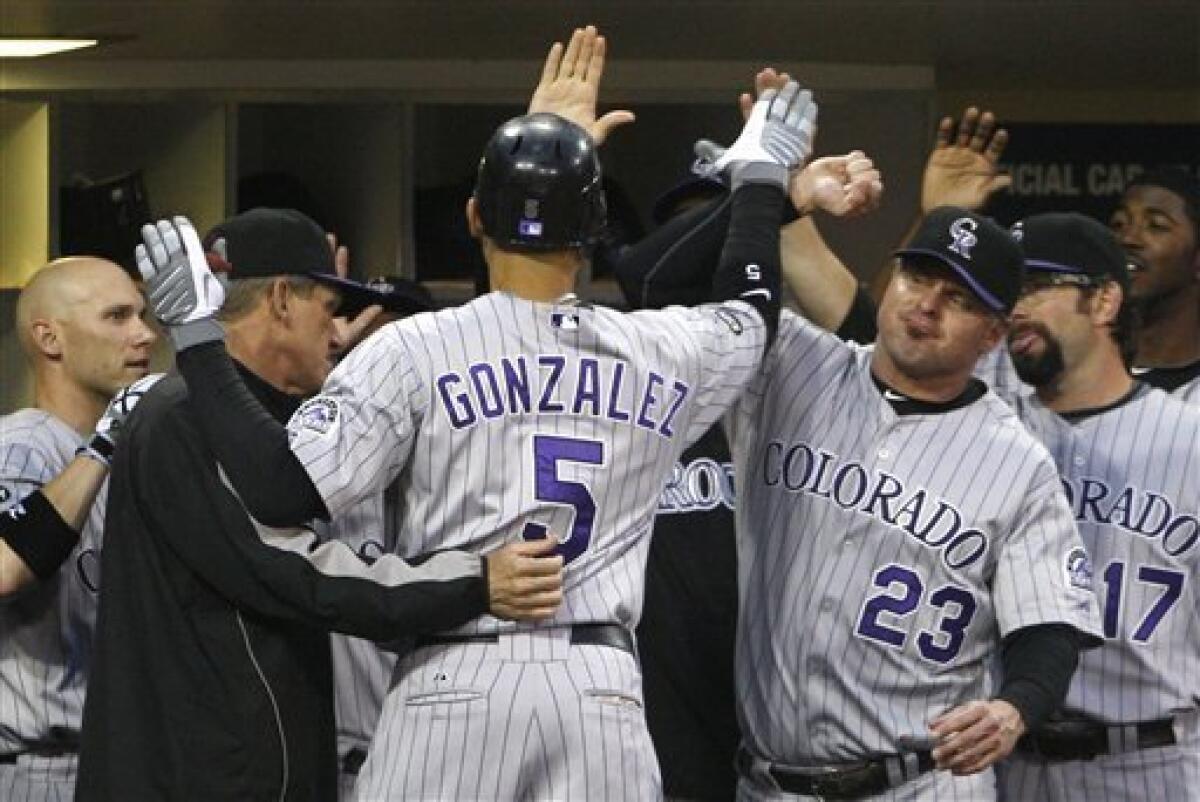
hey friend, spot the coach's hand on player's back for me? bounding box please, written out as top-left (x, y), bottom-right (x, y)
top-left (928, 698), bottom-right (1025, 775)
top-left (136, 216), bottom-right (226, 327)
top-left (483, 537), bottom-right (565, 620)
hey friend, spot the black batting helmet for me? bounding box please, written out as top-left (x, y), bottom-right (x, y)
top-left (474, 112), bottom-right (606, 252)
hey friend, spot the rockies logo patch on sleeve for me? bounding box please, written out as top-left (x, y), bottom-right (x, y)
top-left (290, 397), bottom-right (340, 437)
top-left (1063, 546), bottom-right (1094, 591)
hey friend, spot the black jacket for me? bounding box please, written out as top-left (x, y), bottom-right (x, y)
top-left (78, 369), bottom-right (487, 801)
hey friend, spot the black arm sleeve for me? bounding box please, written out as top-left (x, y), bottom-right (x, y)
top-left (130, 402), bottom-right (487, 640)
top-left (995, 623), bottom-right (1082, 730)
top-left (613, 193), bottom-right (732, 310)
top-left (176, 341), bottom-right (328, 526)
top-left (833, 286), bottom-right (879, 345)
top-left (712, 183), bottom-right (785, 345)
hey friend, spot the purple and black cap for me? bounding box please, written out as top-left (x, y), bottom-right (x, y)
top-left (894, 206), bottom-right (1025, 314)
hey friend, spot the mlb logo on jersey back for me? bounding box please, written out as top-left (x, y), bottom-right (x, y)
top-left (1063, 546), bottom-right (1094, 591)
top-left (519, 219), bottom-right (544, 237)
top-left (551, 311), bottom-right (579, 330)
top-left (290, 396), bottom-right (340, 437)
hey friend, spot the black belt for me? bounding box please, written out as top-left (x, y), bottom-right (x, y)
top-left (341, 746), bottom-right (368, 776)
top-left (735, 745), bottom-right (934, 800)
top-left (1018, 717), bottom-right (1177, 762)
top-left (415, 623), bottom-right (634, 656)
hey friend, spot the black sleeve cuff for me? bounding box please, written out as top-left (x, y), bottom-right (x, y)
top-left (997, 623), bottom-right (1082, 730)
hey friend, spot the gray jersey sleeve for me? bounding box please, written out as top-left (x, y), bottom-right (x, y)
top-left (631, 299), bottom-right (767, 445)
top-left (288, 325), bottom-right (426, 520)
top-left (992, 459), bottom-right (1103, 640)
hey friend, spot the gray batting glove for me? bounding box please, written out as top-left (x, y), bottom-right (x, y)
top-left (79, 373), bottom-right (167, 466)
top-left (135, 216), bottom-right (227, 350)
top-left (694, 80), bottom-right (818, 191)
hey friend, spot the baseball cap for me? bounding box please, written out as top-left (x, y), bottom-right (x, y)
top-left (650, 175), bottom-right (728, 225)
top-left (316, 274), bottom-right (435, 319)
top-left (1010, 212), bottom-right (1130, 291)
top-left (202, 207), bottom-right (335, 280)
top-left (894, 206), bottom-right (1024, 313)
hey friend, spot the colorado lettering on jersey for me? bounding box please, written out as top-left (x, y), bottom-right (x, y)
top-left (1062, 476), bottom-right (1199, 558)
top-left (657, 456), bottom-right (736, 514)
top-left (435, 354), bottom-right (691, 439)
top-left (763, 440), bottom-right (989, 570)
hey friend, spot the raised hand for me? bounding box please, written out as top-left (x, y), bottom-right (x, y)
top-left (922, 107), bottom-right (1011, 213)
top-left (326, 232), bottom-right (384, 353)
top-left (527, 25), bottom-right (635, 146)
top-left (791, 151), bottom-right (884, 218)
top-left (695, 69), bottom-right (818, 191)
top-left (136, 216), bottom-right (225, 326)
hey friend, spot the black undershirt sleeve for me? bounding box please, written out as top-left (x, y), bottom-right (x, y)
top-left (177, 342), bottom-right (328, 526)
top-left (711, 184), bottom-right (785, 345)
top-left (996, 623), bottom-right (1082, 730)
top-left (833, 286), bottom-right (879, 345)
top-left (613, 194), bottom-right (732, 310)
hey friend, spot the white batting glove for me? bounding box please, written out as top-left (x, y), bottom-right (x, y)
top-left (136, 216), bottom-right (225, 326)
top-left (79, 373), bottom-right (167, 466)
top-left (694, 80), bottom-right (818, 191)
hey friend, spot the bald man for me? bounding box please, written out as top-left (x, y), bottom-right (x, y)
top-left (0, 257), bottom-right (156, 800)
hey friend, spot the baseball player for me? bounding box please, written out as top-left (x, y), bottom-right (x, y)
top-left (615, 154), bottom-right (883, 802)
top-left (968, 212), bottom-right (1200, 800)
top-left (77, 208), bottom-right (563, 802)
top-left (0, 257), bottom-right (159, 801)
top-left (317, 274), bottom-right (437, 798)
top-left (723, 207), bottom-right (1101, 800)
top-left (1109, 166), bottom-right (1200, 404)
top-left (134, 26), bottom-right (819, 801)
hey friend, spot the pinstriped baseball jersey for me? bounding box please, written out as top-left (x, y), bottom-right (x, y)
top-left (1132, 362), bottom-right (1200, 406)
top-left (1012, 387), bottom-right (1200, 711)
top-left (980, 357), bottom-right (1200, 724)
top-left (289, 291), bottom-right (766, 634)
top-left (316, 490), bottom-right (400, 796)
top-left (725, 311), bottom-right (1101, 768)
top-left (0, 410), bottom-right (100, 770)
top-left (290, 290), bottom-right (765, 801)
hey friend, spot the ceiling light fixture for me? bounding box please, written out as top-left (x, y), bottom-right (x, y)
top-left (0, 38), bottom-right (99, 58)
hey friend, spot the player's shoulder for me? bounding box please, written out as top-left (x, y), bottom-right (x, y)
top-left (0, 407), bottom-right (75, 459)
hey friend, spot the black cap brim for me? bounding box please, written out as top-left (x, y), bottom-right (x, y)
top-left (893, 248), bottom-right (1006, 312)
top-left (310, 274), bottom-right (434, 319)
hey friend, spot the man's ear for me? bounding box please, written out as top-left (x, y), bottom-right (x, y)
top-left (267, 277), bottom-right (291, 320)
top-left (465, 197), bottom-right (484, 240)
top-left (1092, 281), bottom-right (1124, 328)
top-left (30, 318), bottom-right (63, 360)
top-left (979, 315), bottom-right (1007, 356)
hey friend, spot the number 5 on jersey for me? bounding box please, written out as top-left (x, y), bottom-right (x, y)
top-left (521, 434), bottom-right (605, 564)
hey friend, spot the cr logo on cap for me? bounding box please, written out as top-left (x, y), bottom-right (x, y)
top-left (948, 217), bottom-right (979, 259)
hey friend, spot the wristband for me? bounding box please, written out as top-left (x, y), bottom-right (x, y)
top-left (76, 434), bottom-right (115, 467)
top-left (1, 489), bottom-right (79, 580)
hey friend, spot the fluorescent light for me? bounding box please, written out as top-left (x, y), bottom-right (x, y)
top-left (0, 39), bottom-right (99, 58)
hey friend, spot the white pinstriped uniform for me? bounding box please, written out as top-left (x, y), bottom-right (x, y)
top-left (0, 410), bottom-right (100, 802)
top-left (287, 291), bottom-right (767, 801)
top-left (977, 356), bottom-right (1200, 801)
top-left (1173, 375), bottom-right (1200, 406)
top-left (317, 490), bottom-right (401, 801)
top-left (726, 312), bottom-right (1101, 802)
